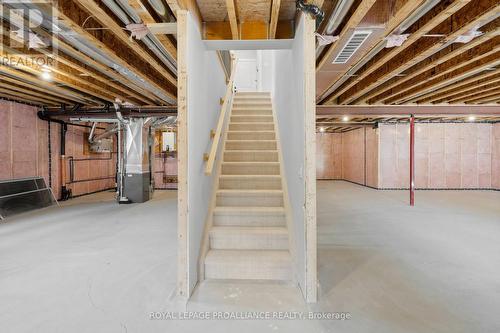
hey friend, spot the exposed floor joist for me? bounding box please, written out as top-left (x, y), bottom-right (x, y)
top-left (316, 0), bottom-right (500, 106)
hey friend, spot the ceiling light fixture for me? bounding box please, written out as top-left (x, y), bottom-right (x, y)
top-left (319, 127), bottom-right (326, 133)
top-left (342, 116), bottom-right (349, 122)
top-left (468, 115), bottom-right (476, 122)
top-left (41, 71), bottom-right (52, 80)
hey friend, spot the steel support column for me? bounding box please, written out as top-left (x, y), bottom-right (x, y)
top-left (410, 114), bottom-right (415, 206)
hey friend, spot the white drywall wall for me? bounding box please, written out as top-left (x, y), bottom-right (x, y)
top-left (233, 50), bottom-right (274, 92)
top-left (186, 13), bottom-right (227, 294)
top-left (272, 18), bottom-right (307, 293)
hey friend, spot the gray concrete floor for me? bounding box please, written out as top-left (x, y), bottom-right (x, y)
top-left (1, 182), bottom-right (499, 332)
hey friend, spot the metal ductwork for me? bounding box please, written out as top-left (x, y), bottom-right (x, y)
top-left (121, 118), bottom-right (153, 203)
top-left (315, 0), bottom-right (354, 58)
top-left (66, 113), bottom-right (172, 204)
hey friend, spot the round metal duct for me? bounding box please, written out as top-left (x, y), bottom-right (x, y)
top-left (148, 0), bottom-right (166, 16)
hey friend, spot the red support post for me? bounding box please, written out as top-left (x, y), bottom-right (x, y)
top-left (410, 114), bottom-right (415, 206)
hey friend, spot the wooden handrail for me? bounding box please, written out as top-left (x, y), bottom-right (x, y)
top-left (204, 56), bottom-right (237, 175)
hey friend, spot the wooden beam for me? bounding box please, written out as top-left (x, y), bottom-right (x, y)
top-left (176, 9), bottom-right (188, 298)
top-left (1, 29), bottom-right (152, 106)
top-left (226, 0), bottom-right (239, 39)
top-left (269, 0), bottom-right (281, 39)
top-left (69, 0), bottom-right (176, 85)
top-left (396, 55), bottom-right (500, 104)
top-left (46, 1), bottom-right (176, 103)
top-left (11, 12), bottom-right (161, 105)
top-left (316, 104), bottom-right (500, 116)
top-left (449, 84), bottom-right (500, 103)
top-left (339, 1), bottom-right (500, 105)
top-left (0, 81), bottom-right (70, 105)
top-left (0, 93), bottom-right (45, 106)
top-left (316, 0), bottom-right (378, 71)
top-left (431, 75), bottom-right (500, 103)
top-left (51, 38), bottom-right (160, 104)
top-left (302, 13), bottom-right (317, 304)
top-left (416, 69), bottom-right (500, 102)
top-left (128, 0), bottom-right (177, 61)
top-left (367, 26), bottom-right (500, 103)
top-left (0, 66), bottom-right (89, 104)
top-left (0, 49), bottom-right (114, 104)
top-left (324, 0), bottom-right (473, 104)
top-left (0, 87), bottom-right (59, 105)
top-left (384, 46), bottom-right (500, 104)
top-left (146, 23), bottom-right (178, 34)
top-left (463, 90), bottom-right (500, 103)
top-left (166, 0), bottom-right (202, 24)
top-left (0, 76), bottom-right (76, 105)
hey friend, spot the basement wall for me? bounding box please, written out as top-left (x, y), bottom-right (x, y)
top-left (0, 100), bottom-right (116, 200)
top-left (0, 100), bottom-right (61, 198)
top-left (379, 123), bottom-right (493, 189)
top-left (316, 127), bottom-right (378, 187)
top-left (493, 123), bottom-right (500, 190)
top-left (153, 155), bottom-right (177, 190)
top-left (316, 133), bottom-right (341, 179)
top-left (317, 122), bottom-right (498, 190)
top-left (63, 125), bottom-right (116, 197)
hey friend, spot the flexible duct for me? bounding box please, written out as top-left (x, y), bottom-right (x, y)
top-left (296, 0), bottom-right (325, 30)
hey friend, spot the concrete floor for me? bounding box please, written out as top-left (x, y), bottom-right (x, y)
top-left (1, 182), bottom-right (499, 332)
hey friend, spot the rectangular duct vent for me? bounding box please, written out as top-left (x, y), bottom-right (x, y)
top-left (332, 30), bottom-right (372, 64)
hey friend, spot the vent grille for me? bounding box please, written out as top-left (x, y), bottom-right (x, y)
top-left (332, 30), bottom-right (372, 64)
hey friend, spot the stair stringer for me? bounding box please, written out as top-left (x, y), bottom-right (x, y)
top-left (197, 92), bottom-right (235, 283)
top-left (269, 94), bottom-right (299, 286)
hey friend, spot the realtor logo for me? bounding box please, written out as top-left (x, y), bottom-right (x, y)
top-left (0, 0), bottom-right (57, 68)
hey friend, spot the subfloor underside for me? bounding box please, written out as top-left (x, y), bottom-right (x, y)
top-left (1, 182), bottom-right (499, 332)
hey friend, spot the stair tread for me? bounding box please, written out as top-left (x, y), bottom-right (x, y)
top-left (230, 121), bottom-right (272, 123)
top-left (220, 174), bottom-right (281, 178)
top-left (210, 226), bottom-right (288, 234)
top-left (205, 249), bottom-right (291, 264)
top-left (224, 149), bottom-right (278, 152)
top-left (214, 206), bottom-right (285, 213)
top-left (217, 189), bottom-right (283, 194)
top-left (226, 140), bottom-right (276, 142)
top-left (227, 130), bottom-right (274, 134)
top-left (222, 161), bottom-right (279, 164)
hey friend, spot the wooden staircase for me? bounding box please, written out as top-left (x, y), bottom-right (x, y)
top-left (203, 92), bottom-right (293, 281)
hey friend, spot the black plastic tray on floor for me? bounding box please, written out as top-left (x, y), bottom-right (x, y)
top-left (0, 177), bottom-right (57, 220)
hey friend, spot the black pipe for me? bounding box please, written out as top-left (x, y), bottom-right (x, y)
top-left (38, 108), bottom-right (72, 200)
top-left (296, 0), bottom-right (325, 30)
top-left (48, 120), bottom-right (52, 188)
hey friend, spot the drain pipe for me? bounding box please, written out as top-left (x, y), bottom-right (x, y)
top-left (296, 0), bottom-right (325, 30)
top-left (38, 108), bottom-right (71, 200)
